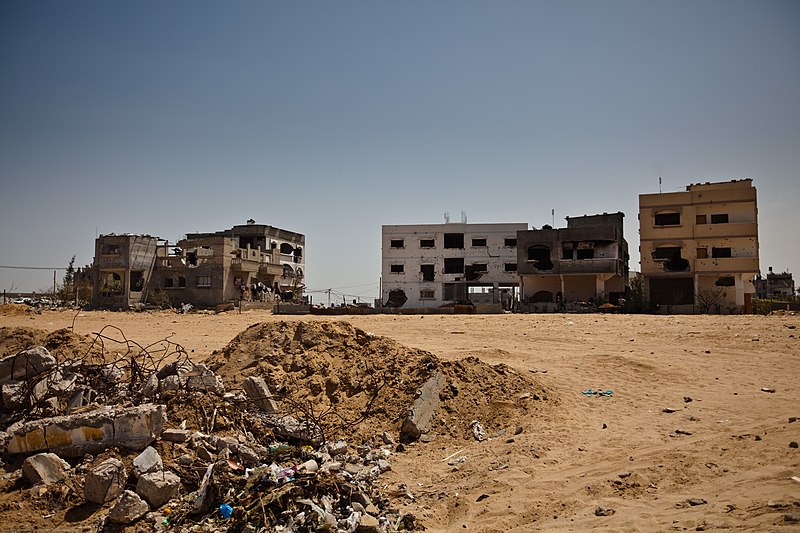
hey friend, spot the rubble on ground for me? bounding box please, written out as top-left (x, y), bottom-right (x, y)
top-left (0, 320), bottom-right (551, 531)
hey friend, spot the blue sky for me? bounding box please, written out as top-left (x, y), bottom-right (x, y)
top-left (1, 1), bottom-right (798, 300)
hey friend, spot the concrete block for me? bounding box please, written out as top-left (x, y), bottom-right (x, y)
top-left (133, 446), bottom-right (163, 477)
top-left (136, 470), bottom-right (181, 508)
top-left (161, 428), bottom-right (189, 442)
top-left (243, 376), bottom-right (278, 413)
top-left (400, 372), bottom-right (445, 442)
top-left (4, 404), bottom-right (166, 456)
top-left (108, 490), bottom-right (149, 524)
top-left (0, 346), bottom-right (56, 384)
top-left (22, 452), bottom-right (70, 486)
top-left (85, 458), bottom-right (126, 503)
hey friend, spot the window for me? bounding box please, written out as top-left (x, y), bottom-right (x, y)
top-left (390, 264), bottom-right (404, 273)
top-left (420, 289), bottom-right (435, 300)
top-left (527, 245), bottom-right (553, 270)
top-left (471, 238), bottom-right (487, 247)
top-left (130, 271), bottom-right (144, 292)
top-left (470, 263), bottom-right (488, 272)
top-left (710, 214), bottom-right (729, 224)
top-left (187, 251), bottom-right (198, 266)
top-left (280, 243), bottom-right (294, 254)
top-left (576, 248), bottom-right (595, 260)
top-left (444, 257), bottom-right (464, 274)
top-left (653, 246), bottom-right (681, 260)
top-left (197, 275), bottom-right (211, 287)
top-left (715, 276), bottom-right (735, 286)
top-left (654, 212), bottom-right (681, 226)
top-left (444, 233), bottom-right (464, 249)
top-left (504, 263), bottom-right (517, 272)
top-left (696, 247), bottom-right (708, 259)
top-left (164, 278), bottom-right (174, 288)
top-left (420, 239), bottom-right (435, 248)
top-left (390, 239), bottom-right (405, 248)
top-left (504, 237), bottom-right (517, 247)
top-left (711, 247), bottom-right (732, 258)
top-left (420, 264), bottom-right (435, 281)
top-left (178, 276), bottom-right (186, 288)
top-left (561, 244), bottom-right (573, 260)
top-left (696, 214), bottom-right (707, 224)
top-left (101, 244), bottom-right (121, 255)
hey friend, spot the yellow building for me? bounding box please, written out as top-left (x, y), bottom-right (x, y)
top-left (639, 179), bottom-right (759, 313)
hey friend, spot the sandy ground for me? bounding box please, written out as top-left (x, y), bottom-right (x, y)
top-left (2, 308), bottom-right (799, 531)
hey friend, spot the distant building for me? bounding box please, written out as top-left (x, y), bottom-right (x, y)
top-left (639, 179), bottom-right (759, 313)
top-left (381, 222), bottom-right (526, 309)
top-left (755, 267), bottom-right (795, 299)
top-left (516, 213), bottom-right (629, 311)
top-left (91, 221), bottom-right (304, 309)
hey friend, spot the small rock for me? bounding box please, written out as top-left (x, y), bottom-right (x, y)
top-left (602, 423), bottom-right (608, 429)
top-left (755, 435), bottom-right (762, 441)
top-left (663, 407), bottom-right (679, 413)
top-left (514, 426), bottom-right (524, 435)
top-left (789, 417), bottom-right (797, 423)
top-left (761, 387), bottom-right (775, 393)
top-left (687, 498), bottom-right (707, 506)
top-left (161, 429), bottom-right (189, 443)
top-left (108, 490), bottom-right (149, 524)
top-left (683, 396), bottom-right (693, 403)
top-left (133, 446), bottom-right (163, 477)
top-left (22, 453), bottom-right (70, 486)
top-left (785, 513), bottom-right (800, 523)
top-left (618, 471), bottom-right (631, 479)
top-left (85, 458), bottom-right (126, 504)
top-left (356, 512), bottom-right (381, 533)
top-left (381, 432), bottom-right (395, 445)
top-left (790, 441), bottom-right (798, 449)
top-left (136, 471), bottom-right (180, 508)
top-left (595, 506), bottom-right (614, 516)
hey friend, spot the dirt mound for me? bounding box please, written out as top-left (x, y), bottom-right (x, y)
top-left (206, 321), bottom-right (553, 443)
top-left (0, 326), bottom-right (102, 362)
top-left (0, 303), bottom-right (35, 317)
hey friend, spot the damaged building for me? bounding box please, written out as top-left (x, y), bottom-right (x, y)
top-left (91, 221), bottom-right (305, 309)
top-left (639, 179), bottom-right (759, 313)
top-left (516, 213), bottom-right (629, 311)
top-left (381, 221), bottom-right (526, 309)
top-left (755, 267), bottom-right (795, 299)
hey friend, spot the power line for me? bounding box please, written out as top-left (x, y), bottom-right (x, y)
top-left (0, 265), bottom-right (68, 270)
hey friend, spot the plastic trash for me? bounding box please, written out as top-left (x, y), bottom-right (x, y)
top-left (219, 503), bottom-right (233, 519)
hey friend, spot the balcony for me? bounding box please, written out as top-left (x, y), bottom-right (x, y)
top-left (230, 257), bottom-right (260, 273)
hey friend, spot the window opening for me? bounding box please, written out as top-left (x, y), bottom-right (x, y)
top-left (654, 212), bottom-right (681, 226)
top-left (444, 257), bottom-right (465, 274)
top-left (444, 233), bottom-right (464, 249)
top-left (390, 239), bottom-right (404, 248)
top-left (390, 264), bottom-right (404, 273)
top-left (419, 239), bottom-right (435, 248)
top-left (420, 289), bottom-right (435, 300)
top-left (527, 245), bottom-right (553, 270)
top-left (710, 214), bottom-right (729, 224)
top-left (504, 263), bottom-right (517, 272)
top-left (504, 237), bottom-right (517, 247)
top-left (420, 264), bottom-right (435, 281)
top-left (711, 247), bottom-right (732, 258)
top-left (471, 238), bottom-right (487, 247)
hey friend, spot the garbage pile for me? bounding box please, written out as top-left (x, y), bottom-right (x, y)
top-left (0, 321), bottom-right (550, 531)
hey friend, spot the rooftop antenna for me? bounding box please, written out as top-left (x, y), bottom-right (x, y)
top-left (461, 210), bottom-right (467, 223)
top-left (444, 211), bottom-right (450, 224)
top-left (551, 208), bottom-right (555, 227)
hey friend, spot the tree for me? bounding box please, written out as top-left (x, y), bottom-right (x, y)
top-left (58, 255), bottom-right (76, 305)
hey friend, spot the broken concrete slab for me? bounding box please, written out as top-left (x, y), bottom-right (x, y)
top-left (400, 371), bottom-right (445, 442)
top-left (161, 428), bottom-right (189, 443)
top-left (0, 346), bottom-right (56, 384)
top-left (243, 376), bottom-right (278, 413)
top-left (136, 470), bottom-right (181, 508)
top-left (85, 458), bottom-right (126, 504)
top-left (22, 452), bottom-right (71, 486)
top-left (133, 446), bottom-right (163, 477)
top-left (3, 403), bottom-right (166, 456)
top-left (108, 490), bottom-right (150, 524)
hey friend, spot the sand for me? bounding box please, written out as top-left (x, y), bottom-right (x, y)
top-left (1, 306), bottom-right (799, 531)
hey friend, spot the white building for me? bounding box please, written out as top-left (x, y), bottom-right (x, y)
top-left (381, 222), bottom-right (527, 309)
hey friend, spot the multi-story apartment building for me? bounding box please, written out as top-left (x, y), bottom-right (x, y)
top-left (755, 267), bottom-right (795, 299)
top-left (516, 213), bottom-right (629, 310)
top-left (639, 179), bottom-right (759, 313)
top-left (381, 222), bottom-right (526, 308)
top-left (91, 220), bottom-right (305, 309)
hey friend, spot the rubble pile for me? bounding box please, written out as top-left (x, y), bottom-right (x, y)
top-left (0, 321), bottom-right (552, 531)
